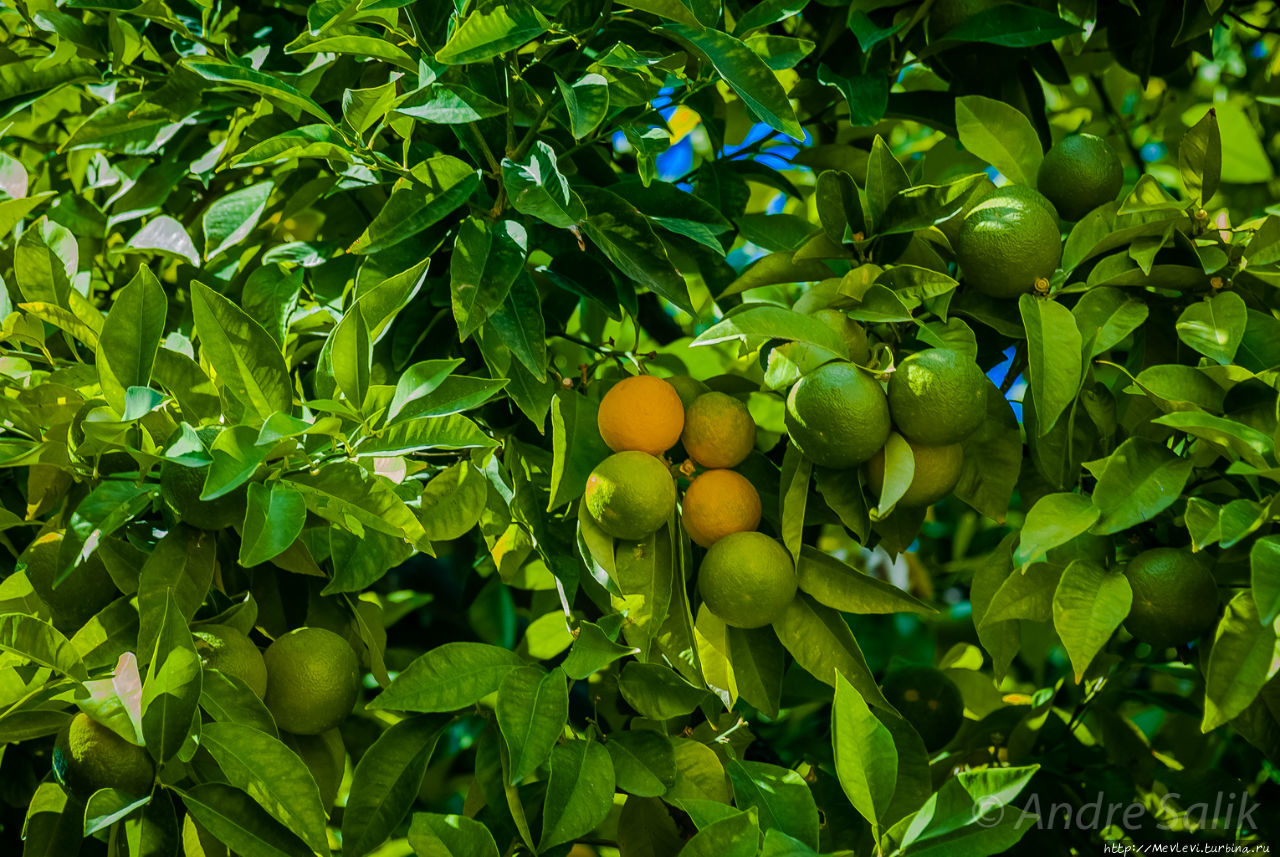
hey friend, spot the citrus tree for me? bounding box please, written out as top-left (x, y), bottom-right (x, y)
top-left (0, 0), bottom-right (1278, 855)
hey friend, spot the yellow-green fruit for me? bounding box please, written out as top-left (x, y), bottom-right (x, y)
top-left (785, 362), bottom-right (891, 469)
top-left (1123, 548), bottom-right (1220, 650)
top-left (159, 428), bottom-right (247, 531)
top-left (666, 376), bottom-right (710, 410)
top-left (809, 309), bottom-right (872, 364)
top-left (54, 713), bottom-right (154, 799)
top-left (867, 442), bottom-right (964, 507)
top-left (584, 451), bottom-right (676, 540)
top-left (681, 392), bottom-right (757, 470)
top-left (956, 191), bottom-right (1062, 298)
top-left (263, 628), bottom-right (361, 735)
top-left (881, 667), bottom-right (965, 752)
top-left (282, 728), bottom-right (345, 810)
top-left (888, 349), bottom-right (988, 446)
top-left (20, 532), bottom-right (118, 633)
top-left (193, 624), bottom-right (268, 698)
top-left (182, 814), bottom-right (234, 857)
top-left (698, 532), bottom-right (797, 629)
top-left (988, 183), bottom-right (1059, 221)
top-left (1037, 133), bottom-right (1123, 221)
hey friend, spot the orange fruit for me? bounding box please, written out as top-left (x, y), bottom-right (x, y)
top-left (681, 470), bottom-right (762, 548)
top-left (597, 375), bottom-right (685, 456)
top-left (681, 392), bottom-right (756, 469)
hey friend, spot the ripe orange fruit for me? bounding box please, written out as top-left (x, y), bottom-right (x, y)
top-left (681, 392), bottom-right (756, 469)
top-left (681, 469), bottom-right (762, 548)
top-left (597, 375), bottom-right (685, 456)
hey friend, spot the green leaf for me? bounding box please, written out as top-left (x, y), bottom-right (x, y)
top-left (606, 730), bottom-right (678, 797)
top-left (890, 766), bottom-right (1039, 855)
top-left (203, 181), bottom-right (273, 261)
top-left (407, 813), bottom-right (500, 857)
top-left (343, 81), bottom-right (400, 134)
top-left (618, 0), bottom-right (704, 28)
top-left (832, 671), bottom-right (897, 833)
top-left (539, 739), bottom-right (616, 851)
top-left (83, 789), bottom-right (149, 837)
top-left (877, 174), bottom-right (989, 236)
top-left (955, 95), bottom-right (1043, 186)
top-left (864, 136), bottom-right (910, 232)
top-left (818, 63), bottom-right (888, 128)
top-left (549, 390), bottom-right (611, 511)
top-left (728, 760), bottom-right (819, 849)
top-left (140, 591), bottom-right (201, 764)
top-left (386, 359), bottom-right (464, 422)
top-left (191, 281), bottom-right (292, 425)
top-left (618, 661), bottom-right (710, 719)
top-left (1089, 438), bottom-right (1193, 535)
top-left (1202, 592), bottom-right (1279, 732)
top-left (450, 217), bottom-right (528, 341)
top-left (331, 306), bottom-right (372, 408)
top-left (435, 0), bottom-right (550, 64)
top-left (287, 462), bottom-right (430, 548)
top-left (556, 72), bottom-right (611, 139)
top-left (1176, 291), bottom-right (1247, 365)
top-left (1019, 294), bottom-right (1081, 436)
top-left (1015, 493), bottom-right (1100, 566)
top-left (97, 267), bottom-right (166, 415)
top-left (693, 306), bottom-right (846, 359)
top-left (238, 482), bottom-right (307, 568)
top-left (1052, 561), bottom-right (1132, 681)
top-left (982, 563), bottom-right (1062, 625)
top-left (1250, 536), bottom-right (1280, 625)
top-left (681, 808), bottom-right (760, 857)
top-left (486, 272), bottom-right (547, 378)
top-left (349, 156), bottom-right (480, 254)
top-left (369, 642), bottom-right (524, 712)
top-left (578, 186), bottom-right (693, 315)
top-left (953, 377), bottom-right (1021, 523)
top-left (1072, 286), bottom-right (1149, 359)
top-left (185, 59), bottom-right (331, 123)
top-left (1181, 107), bottom-right (1222, 205)
top-left (497, 666), bottom-right (568, 784)
top-left (200, 721), bottom-right (331, 856)
top-left (199, 670), bottom-right (277, 735)
top-left (390, 376), bottom-right (509, 422)
top-left (178, 783), bottom-right (313, 857)
top-left (420, 461), bottom-right (488, 541)
top-left (395, 83), bottom-right (505, 124)
top-left (560, 621), bottom-right (638, 680)
top-left (229, 125), bottom-right (353, 167)
top-left (0, 613), bottom-right (88, 681)
top-left (796, 546), bottom-right (936, 615)
top-left (663, 25), bottom-right (803, 139)
top-left (772, 594), bottom-right (887, 707)
top-left (14, 220), bottom-right (72, 306)
top-left (136, 526), bottom-right (215, 661)
top-left (944, 4), bottom-right (1079, 46)
top-left (343, 715), bottom-right (448, 857)
top-left (501, 142), bottom-right (586, 228)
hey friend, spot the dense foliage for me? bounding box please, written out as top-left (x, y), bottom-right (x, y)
top-left (1, 0), bottom-right (1279, 855)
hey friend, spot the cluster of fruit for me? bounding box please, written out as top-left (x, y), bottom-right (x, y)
top-left (786, 347), bottom-right (988, 510)
top-left (585, 375), bottom-right (798, 629)
top-left (53, 625), bottom-right (359, 813)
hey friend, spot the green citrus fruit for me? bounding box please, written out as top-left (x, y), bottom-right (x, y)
top-left (888, 349), bottom-right (988, 446)
top-left (956, 191), bottom-right (1062, 298)
top-left (182, 814), bottom-right (233, 857)
top-left (809, 309), bottom-right (872, 364)
top-left (698, 532), bottom-right (797, 629)
top-left (159, 429), bottom-right (247, 530)
top-left (584, 451), bottom-right (676, 540)
top-left (282, 728), bottom-right (345, 810)
top-left (54, 713), bottom-right (154, 799)
top-left (681, 392), bottom-right (757, 469)
top-left (867, 442), bottom-right (964, 508)
top-left (666, 376), bottom-right (710, 410)
top-left (193, 624), bottom-right (268, 698)
top-left (1037, 133), bottom-right (1123, 221)
top-left (263, 627), bottom-right (361, 735)
top-left (1123, 548), bottom-right (1220, 650)
top-left (681, 469), bottom-right (762, 548)
top-left (882, 667), bottom-right (965, 752)
top-left (20, 531), bottom-right (118, 633)
top-left (785, 362), bottom-right (891, 469)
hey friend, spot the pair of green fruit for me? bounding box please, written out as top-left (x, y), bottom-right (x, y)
top-left (785, 348), bottom-right (986, 508)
